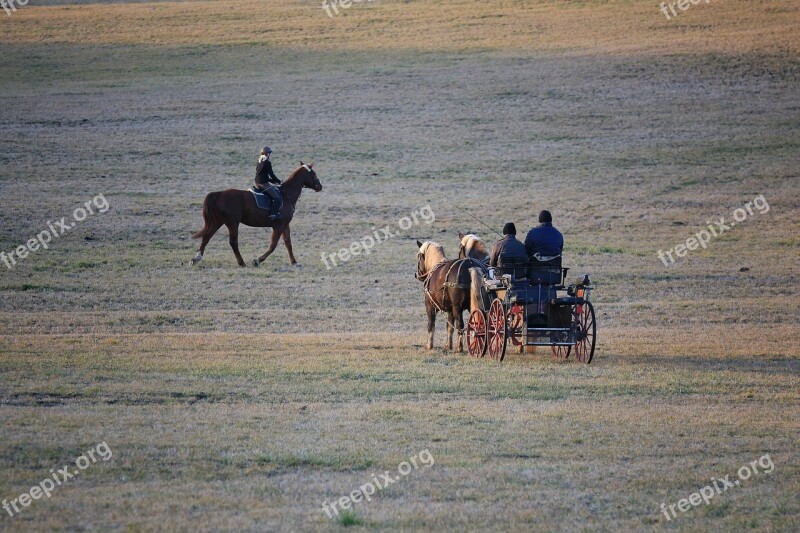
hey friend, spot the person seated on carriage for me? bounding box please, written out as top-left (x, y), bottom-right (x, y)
top-left (489, 223), bottom-right (529, 279)
top-left (524, 210), bottom-right (564, 285)
top-left (255, 146), bottom-right (283, 219)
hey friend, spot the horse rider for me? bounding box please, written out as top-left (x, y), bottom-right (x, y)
top-left (490, 223), bottom-right (528, 278)
top-left (255, 146), bottom-right (283, 219)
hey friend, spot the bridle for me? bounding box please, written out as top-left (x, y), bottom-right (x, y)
top-left (415, 243), bottom-right (445, 281)
top-left (302, 166), bottom-right (322, 192)
top-left (416, 250), bottom-right (432, 281)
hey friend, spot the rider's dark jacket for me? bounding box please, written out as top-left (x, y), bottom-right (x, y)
top-left (490, 234), bottom-right (529, 267)
top-left (524, 222), bottom-right (564, 258)
top-left (255, 157), bottom-right (281, 186)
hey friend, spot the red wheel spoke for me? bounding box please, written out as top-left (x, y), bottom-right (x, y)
top-left (552, 344), bottom-right (571, 360)
top-left (467, 310), bottom-right (488, 357)
top-left (486, 299), bottom-right (507, 361)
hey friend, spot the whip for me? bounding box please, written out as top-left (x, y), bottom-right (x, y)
top-left (437, 198), bottom-right (504, 239)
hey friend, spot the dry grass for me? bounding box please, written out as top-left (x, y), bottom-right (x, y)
top-left (0, 0), bottom-right (798, 531)
top-left (1, 333), bottom-right (798, 530)
top-left (2, 0), bottom-right (799, 55)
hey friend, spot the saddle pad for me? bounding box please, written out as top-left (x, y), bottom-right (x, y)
top-left (249, 188), bottom-right (269, 210)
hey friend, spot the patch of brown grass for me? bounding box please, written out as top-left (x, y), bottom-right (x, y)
top-left (0, 333), bottom-right (797, 530)
top-left (2, 0), bottom-right (799, 55)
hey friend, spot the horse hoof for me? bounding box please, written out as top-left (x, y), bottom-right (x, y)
top-left (252, 259), bottom-right (260, 267)
top-left (293, 263), bottom-right (302, 268)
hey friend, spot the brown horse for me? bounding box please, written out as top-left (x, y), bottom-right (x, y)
top-left (191, 163), bottom-right (322, 267)
top-left (415, 240), bottom-right (486, 352)
top-left (456, 232), bottom-right (490, 265)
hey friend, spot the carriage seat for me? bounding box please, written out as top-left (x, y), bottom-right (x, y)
top-left (494, 257), bottom-right (530, 285)
top-left (528, 254), bottom-right (564, 286)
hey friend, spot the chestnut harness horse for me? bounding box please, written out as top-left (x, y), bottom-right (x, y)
top-left (415, 241), bottom-right (486, 352)
top-left (418, 258), bottom-right (482, 324)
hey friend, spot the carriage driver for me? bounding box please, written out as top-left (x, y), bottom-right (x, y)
top-left (490, 223), bottom-right (528, 277)
top-left (524, 210), bottom-right (563, 259)
top-left (525, 210), bottom-right (564, 284)
top-left (255, 146), bottom-right (283, 219)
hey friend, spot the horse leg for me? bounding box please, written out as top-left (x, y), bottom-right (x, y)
top-left (425, 301), bottom-right (435, 350)
top-left (254, 226), bottom-right (284, 266)
top-left (282, 224), bottom-right (299, 266)
top-left (445, 315), bottom-right (453, 351)
top-left (226, 222), bottom-right (246, 267)
top-left (191, 221), bottom-right (222, 265)
top-left (454, 307), bottom-right (465, 353)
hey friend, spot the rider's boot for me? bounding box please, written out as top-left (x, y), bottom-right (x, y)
top-left (270, 198), bottom-right (282, 220)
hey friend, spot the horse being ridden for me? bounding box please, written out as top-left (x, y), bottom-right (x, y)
top-left (415, 240), bottom-right (486, 353)
top-left (191, 163), bottom-right (322, 267)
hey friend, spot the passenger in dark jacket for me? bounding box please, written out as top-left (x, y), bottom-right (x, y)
top-left (524, 210), bottom-right (563, 259)
top-left (490, 223), bottom-right (528, 267)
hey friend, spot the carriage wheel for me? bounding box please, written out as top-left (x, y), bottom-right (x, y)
top-left (486, 298), bottom-right (507, 361)
top-left (573, 301), bottom-right (596, 364)
top-left (551, 344), bottom-right (571, 360)
top-left (506, 304), bottom-right (525, 349)
top-left (466, 310), bottom-right (488, 358)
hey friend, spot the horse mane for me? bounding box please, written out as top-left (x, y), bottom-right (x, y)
top-left (283, 165), bottom-right (306, 184)
top-left (420, 241), bottom-right (447, 270)
top-left (461, 234), bottom-right (489, 262)
top-left (460, 234), bottom-right (487, 253)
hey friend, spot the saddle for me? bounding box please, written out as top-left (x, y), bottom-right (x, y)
top-left (249, 185), bottom-right (283, 218)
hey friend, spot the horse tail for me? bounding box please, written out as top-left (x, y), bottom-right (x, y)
top-left (192, 192), bottom-right (220, 239)
top-left (469, 266), bottom-right (485, 312)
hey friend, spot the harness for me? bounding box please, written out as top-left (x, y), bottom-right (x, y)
top-left (419, 256), bottom-right (487, 333)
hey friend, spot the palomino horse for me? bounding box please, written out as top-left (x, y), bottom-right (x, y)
top-left (457, 232), bottom-right (490, 265)
top-left (191, 163), bottom-right (322, 267)
top-left (415, 240), bottom-right (486, 352)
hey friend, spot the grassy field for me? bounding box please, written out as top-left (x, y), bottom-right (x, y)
top-left (1, 0), bottom-right (798, 531)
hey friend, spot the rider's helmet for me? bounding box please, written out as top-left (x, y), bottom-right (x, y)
top-left (260, 146), bottom-right (272, 155)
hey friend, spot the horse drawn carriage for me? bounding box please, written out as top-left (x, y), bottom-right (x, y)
top-left (464, 257), bottom-right (597, 364)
